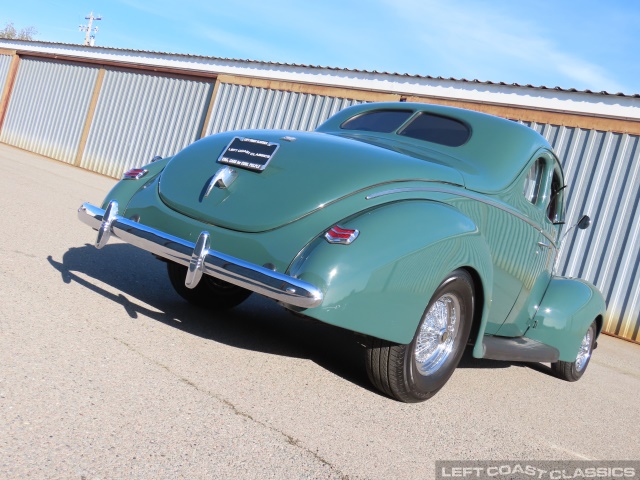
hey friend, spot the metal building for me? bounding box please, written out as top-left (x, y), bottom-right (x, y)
top-left (0, 39), bottom-right (638, 343)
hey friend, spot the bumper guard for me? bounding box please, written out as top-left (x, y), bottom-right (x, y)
top-left (78, 201), bottom-right (323, 309)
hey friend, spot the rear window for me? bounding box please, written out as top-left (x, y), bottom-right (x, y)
top-left (341, 110), bottom-right (413, 133)
top-left (398, 113), bottom-right (470, 147)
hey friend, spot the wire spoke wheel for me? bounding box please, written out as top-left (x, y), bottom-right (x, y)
top-left (575, 328), bottom-right (593, 372)
top-left (414, 294), bottom-right (461, 376)
top-left (551, 320), bottom-right (597, 382)
top-left (365, 269), bottom-right (474, 403)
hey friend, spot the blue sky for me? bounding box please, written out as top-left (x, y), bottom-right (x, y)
top-left (2, 0), bottom-right (639, 94)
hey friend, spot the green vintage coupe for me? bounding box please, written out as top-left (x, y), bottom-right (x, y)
top-left (78, 102), bottom-right (606, 402)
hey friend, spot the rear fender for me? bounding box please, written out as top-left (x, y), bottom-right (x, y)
top-left (288, 200), bottom-right (493, 344)
top-left (524, 277), bottom-right (606, 362)
top-left (100, 157), bottom-right (171, 210)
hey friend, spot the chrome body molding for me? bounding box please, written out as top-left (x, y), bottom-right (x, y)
top-left (77, 201), bottom-right (324, 309)
top-left (366, 186), bottom-right (557, 247)
top-left (204, 166), bottom-right (238, 197)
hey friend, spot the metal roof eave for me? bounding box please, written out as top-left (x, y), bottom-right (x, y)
top-left (1, 39), bottom-right (639, 122)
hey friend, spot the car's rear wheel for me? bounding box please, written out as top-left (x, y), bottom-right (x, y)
top-left (365, 269), bottom-right (474, 402)
top-left (551, 321), bottom-right (596, 382)
top-left (167, 261), bottom-right (251, 310)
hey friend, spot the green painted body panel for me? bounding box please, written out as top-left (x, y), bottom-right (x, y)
top-left (287, 200), bottom-right (493, 344)
top-left (317, 102), bottom-right (549, 194)
top-left (122, 177), bottom-right (473, 275)
top-left (525, 278), bottom-right (606, 361)
top-left (100, 157), bottom-right (171, 211)
top-left (158, 129), bottom-right (463, 232)
top-left (95, 102), bottom-right (606, 363)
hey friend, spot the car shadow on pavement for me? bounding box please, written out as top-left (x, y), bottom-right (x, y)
top-left (49, 243), bottom-right (373, 390)
top-left (457, 348), bottom-right (545, 374)
top-left (49, 243), bottom-right (553, 397)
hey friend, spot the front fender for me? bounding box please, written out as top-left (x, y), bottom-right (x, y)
top-left (289, 200), bottom-right (493, 344)
top-left (525, 278), bottom-right (606, 362)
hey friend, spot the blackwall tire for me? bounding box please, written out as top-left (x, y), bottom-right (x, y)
top-left (365, 269), bottom-right (475, 403)
top-left (551, 321), bottom-right (596, 382)
top-left (167, 261), bottom-right (251, 310)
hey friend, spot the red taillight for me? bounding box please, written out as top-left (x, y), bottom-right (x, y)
top-left (123, 168), bottom-right (148, 180)
top-left (324, 225), bottom-right (359, 245)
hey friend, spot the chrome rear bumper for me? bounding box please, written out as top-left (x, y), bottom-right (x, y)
top-left (77, 201), bottom-right (323, 309)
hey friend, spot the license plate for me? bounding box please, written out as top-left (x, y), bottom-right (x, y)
top-left (217, 137), bottom-right (279, 172)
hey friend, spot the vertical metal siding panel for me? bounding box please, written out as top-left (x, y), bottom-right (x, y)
top-left (584, 134), bottom-right (626, 284)
top-left (283, 92), bottom-right (304, 130)
top-left (205, 83), bottom-right (365, 135)
top-left (0, 58), bottom-right (97, 164)
top-left (596, 137), bottom-right (634, 301)
top-left (261, 88), bottom-right (276, 128)
top-left (248, 88), bottom-right (266, 129)
top-left (263, 89), bottom-right (281, 128)
top-left (0, 54), bottom-right (12, 91)
top-left (81, 70), bottom-right (213, 177)
top-left (280, 91), bottom-right (295, 123)
top-left (522, 119), bottom-right (640, 342)
top-left (212, 83), bottom-right (235, 133)
top-left (602, 137), bottom-right (640, 340)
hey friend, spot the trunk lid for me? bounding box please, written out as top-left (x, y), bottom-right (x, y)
top-left (158, 130), bottom-right (464, 232)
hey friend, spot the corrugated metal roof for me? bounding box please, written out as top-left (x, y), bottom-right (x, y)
top-left (4, 39), bottom-right (639, 99)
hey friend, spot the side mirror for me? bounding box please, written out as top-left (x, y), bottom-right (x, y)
top-left (556, 214), bottom-right (593, 274)
top-left (577, 215), bottom-right (591, 230)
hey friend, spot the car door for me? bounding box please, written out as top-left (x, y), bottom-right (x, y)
top-left (495, 152), bottom-right (561, 337)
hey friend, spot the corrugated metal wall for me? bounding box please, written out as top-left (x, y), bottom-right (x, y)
top-left (0, 54), bottom-right (12, 92)
top-left (205, 82), bottom-right (365, 134)
top-left (80, 70), bottom-right (214, 177)
top-left (0, 58), bottom-right (98, 164)
top-left (0, 51), bottom-right (636, 342)
top-left (524, 122), bottom-right (640, 342)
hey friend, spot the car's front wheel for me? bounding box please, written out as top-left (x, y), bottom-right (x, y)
top-left (551, 321), bottom-right (597, 382)
top-left (167, 261), bottom-right (252, 310)
top-left (365, 269), bottom-right (475, 402)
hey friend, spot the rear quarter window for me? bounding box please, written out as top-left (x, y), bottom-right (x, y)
top-left (341, 110), bottom-right (414, 133)
top-left (398, 113), bottom-right (470, 147)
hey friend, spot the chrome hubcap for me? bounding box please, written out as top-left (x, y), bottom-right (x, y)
top-left (575, 328), bottom-right (593, 372)
top-left (414, 293), bottom-right (460, 376)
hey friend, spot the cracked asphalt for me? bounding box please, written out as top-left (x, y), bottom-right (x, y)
top-left (1, 143), bottom-right (639, 479)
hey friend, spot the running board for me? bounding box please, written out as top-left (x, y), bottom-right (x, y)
top-left (482, 336), bottom-right (560, 363)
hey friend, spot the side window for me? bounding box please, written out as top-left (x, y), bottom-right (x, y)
top-left (547, 167), bottom-right (564, 223)
top-left (523, 158), bottom-right (544, 204)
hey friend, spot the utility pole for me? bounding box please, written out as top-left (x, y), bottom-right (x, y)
top-left (79, 12), bottom-right (102, 46)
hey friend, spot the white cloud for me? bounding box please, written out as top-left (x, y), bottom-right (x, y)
top-left (195, 26), bottom-right (291, 62)
top-left (379, 0), bottom-right (627, 92)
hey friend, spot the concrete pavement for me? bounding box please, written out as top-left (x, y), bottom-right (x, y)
top-left (1, 143), bottom-right (638, 479)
